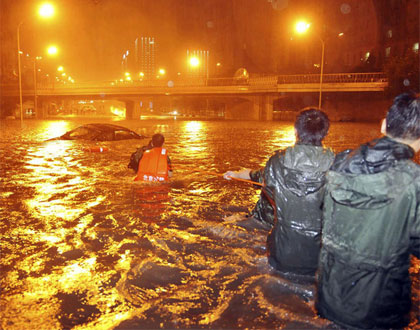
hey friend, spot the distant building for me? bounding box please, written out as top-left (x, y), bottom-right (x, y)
top-left (0, 0), bottom-right (17, 84)
top-left (121, 36), bottom-right (156, 81)
top-left (136, 37), bottom-right (156, 80)
top-left (186, 49), bottom-right (209, 78)
top-left (274, 0), bottom-right (419, 74)
top-left (374, 0), bottom-right (419, 66)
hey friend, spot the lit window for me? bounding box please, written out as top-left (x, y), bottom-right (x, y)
top-left (387, 30), bottom-right (392, 38)
top-left (413, 42), bottom-right (419, 53)
top-left (385, 47), bottom-right (391, 57)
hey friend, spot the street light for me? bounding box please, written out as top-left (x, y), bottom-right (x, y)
top-left (295, 20), bottom-right (325, 109)
top-left (38, 2), bottom-right (55, 18)
top-left (47, 45), bottom-right (58, 55)
top-left (33, 46), bottom-right (58, 115)
top-left (189, 56), bottom-right (200, 68)
top-left (17, 2), bottom-right (55, 123)
top-left (33, 56), bottom-right (42, 116)
top-left (17, 22), bottom-right (24, 123)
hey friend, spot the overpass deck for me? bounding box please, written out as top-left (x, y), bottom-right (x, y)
top-left (2, 72), bottom-right (388, 97)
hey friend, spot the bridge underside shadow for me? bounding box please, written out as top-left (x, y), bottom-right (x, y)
top-left (224, 95), bottom-right (283, 120)
top-left (124, 95), bottom-right (284, 121)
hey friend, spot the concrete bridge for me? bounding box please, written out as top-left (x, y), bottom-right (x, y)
top-left (3, 72), bottom-right (388, 120)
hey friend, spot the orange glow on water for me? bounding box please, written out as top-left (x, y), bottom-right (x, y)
top-left (42, 121), bottom-right (71, 140)
top-left (1, 119), bottom-right (418, 329)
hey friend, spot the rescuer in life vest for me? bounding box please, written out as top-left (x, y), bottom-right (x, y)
top-left (128, 133), bottom-right (173, 182)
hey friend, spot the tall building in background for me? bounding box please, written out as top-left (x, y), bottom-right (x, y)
top-left (373, 0), bottom-right (419, 66)
top-left (136, 37), bottom-right (156, 80)
top-left (173, 0), bottom-right (277, 76)
top-left (121, 50), bottom-right (129, 74)
top-left (0, 0), bottom-right (18, 83)
top-left (186, 49), bottom-right (209, 78)
top-left (274, 0), bottom-right (419, 75)
top-left (121, 36), bottom-right (156, 80)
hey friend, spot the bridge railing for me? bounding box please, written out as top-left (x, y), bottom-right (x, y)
top-left (276, 72), bottom-right (387, 84)
top-left (249, 75), bottom-right (278, 86)
top-left (4, 72), bottom-right (388, 92)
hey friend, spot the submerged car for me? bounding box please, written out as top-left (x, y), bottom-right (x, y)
top-left (49, 123), bottom-right (146, 141)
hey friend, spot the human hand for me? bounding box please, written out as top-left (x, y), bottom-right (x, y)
top-left (223, 171), bottom-right (236, 180)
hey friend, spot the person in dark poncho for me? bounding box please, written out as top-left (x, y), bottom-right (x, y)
top-left (316, 92), bottom-right (420, 329)
top-left (224, 108), bottom-right (334, 279)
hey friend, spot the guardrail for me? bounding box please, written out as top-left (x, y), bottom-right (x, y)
top-left (1, 72), bottom-right (388, 93)
top-left (276, 72), bottom-right (387, 84)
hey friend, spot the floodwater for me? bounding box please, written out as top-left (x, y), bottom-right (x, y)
top-left (1, 117), bottom-right (419, 330)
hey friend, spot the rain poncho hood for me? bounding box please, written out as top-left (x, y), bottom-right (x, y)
top-left (316, 136), bottom-right (420, 329)
top-left (264, 144), bottom-right (334, 277)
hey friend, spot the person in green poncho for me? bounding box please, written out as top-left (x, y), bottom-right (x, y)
top-left (316, 92), bottom-right (420, 329)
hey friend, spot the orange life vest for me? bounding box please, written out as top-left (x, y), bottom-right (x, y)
top-left (134, 147), bottom-right (169, 182)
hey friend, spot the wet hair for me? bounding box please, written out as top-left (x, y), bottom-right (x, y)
top-left (151, 133), bottom-right (165, 147)
top-left (386, 92), bottom-right (420, 140)
top-left (294, 108), bottom-right (330, 146)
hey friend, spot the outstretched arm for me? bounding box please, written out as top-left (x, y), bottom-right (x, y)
top-left (223, 168), bottom-right (251, 180)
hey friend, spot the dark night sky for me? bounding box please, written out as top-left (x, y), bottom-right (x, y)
top-left (1, 0), bottom-right (395, 82)
top-left (1, 0), bottom-right (294, 81)
top-left (2, 0), bottom-right (184, 80)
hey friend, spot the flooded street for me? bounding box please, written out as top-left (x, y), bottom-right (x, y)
top-left (1, 118), bottom-right (419, 330)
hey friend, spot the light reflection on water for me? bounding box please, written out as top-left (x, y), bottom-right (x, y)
top-left (0, 118), bottom-right (418, 330)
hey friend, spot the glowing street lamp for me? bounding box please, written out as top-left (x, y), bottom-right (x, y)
top-left (187, 51), bottom-right (209, 84)
top-left (57, 65), bottom-right (64, 72)
top-left (295, 20), bottom-right (325, 109)
top-left (295, 21), bottom-right (311, 34)
top-left (33, 46), bottom-right (57, 115)
top-left (17, 2), bottom-right (56, 123)
top-left (189, 56), bottom-right (200, 68)
top-left (47, 45), bottom-right (58, 56)
top-left (33, 56), bottom-right (42, 116)
top-left (38, 3), bottom-right (55, 18)
top-left (159, 68), bottom-right (166, 75)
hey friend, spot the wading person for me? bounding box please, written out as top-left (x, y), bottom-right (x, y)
top-left (316, 92), bottom-right (420, 329)
top-left (128, 133), bottom-right (173, 182)
top-left (224, 108), bottom-right (334, 278)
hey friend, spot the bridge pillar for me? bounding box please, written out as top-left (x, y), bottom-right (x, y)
top-left (224, 98), bottom-right (255, 120)
top-left (125, 100), bottom-right (141, 119)
top-left (252, 96), bottom-right (273, 121)
top-left (36, 99), bottom-right (45, 119)
top-left (251, 97), bottom-right (261, 120)
top-left (223, 96), bottom-right (274, 120)
top-left (261, 95), bottom-right (274, 121)
top-left (36, 98), bottom-right (54, 119)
